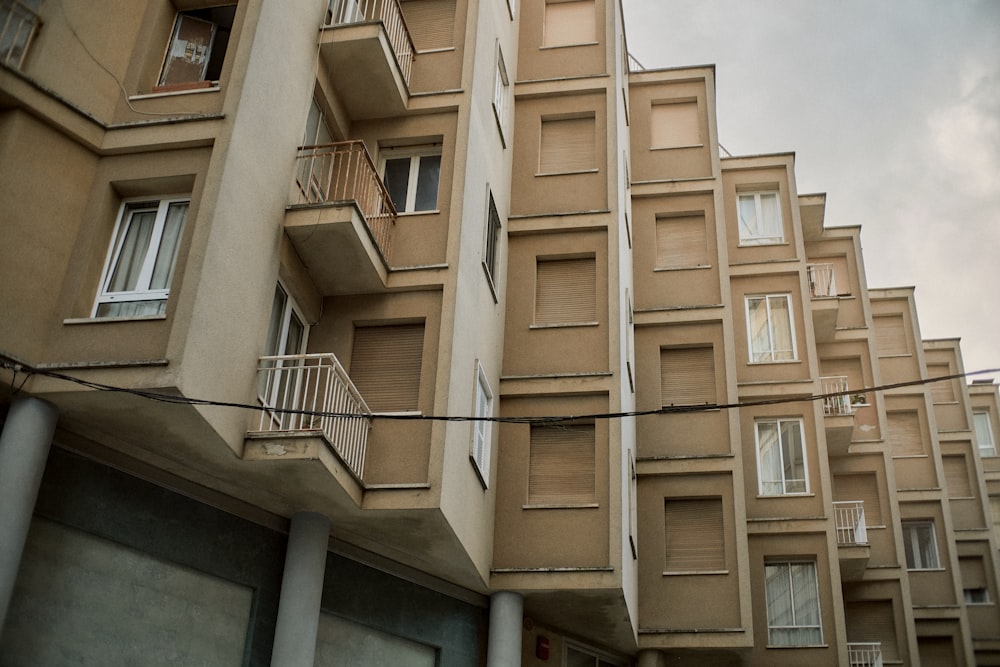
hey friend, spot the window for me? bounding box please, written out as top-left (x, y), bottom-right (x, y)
top-left (737, 191), bottom-right (783, 245)
top-left (974, 411), bottom-right (997, 457)
top-left (158, 6), bottom-right (236, 89)
top-left (471, 363), bottom-right (493, 485)
top-left (399, 0), bottom-right (456, 51)
top-left (660, 346), bottom-right (715, 406)
top-left (664, 497), bottom-right (724, 572)
top-left (943, 455), bottom-right (972, 498)
top-left (887, 411), bottom-right (924, 456)
top-left (542, 0), bottom-right (595, 47)
top-left (350, 323), bottom-right (424, 412)
top-left (483, 192), bottom-right (502, 291)
top-left (764, 561), bottom-right (822, 646)
top-left (0, 0), bottom-right (41, 69)
top-left (756, 418), bottom-right (807, 496)
top-left (656, 214), bottom-right (708, 268)
top-left (873, 314), bottom-right (908, 356)
top-left (928, 363), bottom-right (955, 403)
top-left (650, 101), bottom-right (700, 149)
top-left (902, 521), bottom-right (940, 569)
top-left (565, 642), bottom-right (623, 667)
top-left (94, 197), bottom-right (189, 318)
top-left (492, 44), bottom-right (509, 141)
top-left (534, 257), bottom-right (596, 325)
top-left (259, 284), bottom-right (308, 428)
top-left (527, 424), bottom-right (595, 505)
top-left (845, 601), bottom-right (899, 662)
top-left (833, 473), bottom-right (882, 526)
top-left (382, 149), bottom-right (441, 213)
top-left (746, 294), bottom-right (796, 363)
top-left (960, 557), bottom-right (990, 604)
top-left (539, 114), bottom-right (596, 174)
top-left (297, 96), bottom-right (335, 202)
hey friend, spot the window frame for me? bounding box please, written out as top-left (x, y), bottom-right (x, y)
top-left (470, 361), bottom-right (493, 487)
top-left (764, 560), bottom-right (824, 647)
top-left (745, 293), bottom-right (798, 363)
top-left (901, 520), bottom-right (941, 570)
top-left (526, 422), bottom-right (596, 507)
top-left (379, 146), bottom-right (442, 214)
top-left (542, 0), bottom-right (596, 48)
top-left (492, 42), bottom-right (509, 145)
top-left (737, 190), bottom-right (784, 245)
top-left (93, 195), bottom-right (191, 319)
top-left (482, 190), bottom-right (502, 298)
top-left (974, 411), bottom-right (997, 457)
top-left (258, 283), bottom-right (309, 429)
top-left (156, 6), bottom-right (237, 90)
top-left (755, 417), bottom-right (809, 496)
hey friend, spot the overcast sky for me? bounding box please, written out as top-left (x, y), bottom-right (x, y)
top-left (623, 0), bottom-right (1000, 384)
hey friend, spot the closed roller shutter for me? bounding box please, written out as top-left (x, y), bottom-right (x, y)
top-left (664, 497), bottom-right (724, 571)
top-left (528, 424), bottom-right (595, 504)
top-left (535, 257), bottom-right (596, 324)
top-left (400, 0), bottom-right (455, 51)
top-left (660, 346), bottom-right (715, 406)
top-left (350, 323), bottom-right (424, 411)
top-left (539, 116), bottom-right (596, 174)
top-left (656, 215), bottom-right (707, 268)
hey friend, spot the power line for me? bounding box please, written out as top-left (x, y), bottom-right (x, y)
top-left (2, 357), bottom-right (997, 426)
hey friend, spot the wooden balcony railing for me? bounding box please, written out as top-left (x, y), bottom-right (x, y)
top-left (847, 642), bottom-right (882, 667)
top-left (833, 500), bottom-right (868, 546)
top-left (0, 0), bottom-right (41, 69)
top-left (294, 141), bottom-right (396, 263)
top-left (325, 0), bottom-right (414, 85)
top-left (252, 353), bottom-right (372, 481)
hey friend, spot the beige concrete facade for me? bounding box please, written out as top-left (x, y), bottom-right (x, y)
top-left (1, 0), bottom-right (998, 664)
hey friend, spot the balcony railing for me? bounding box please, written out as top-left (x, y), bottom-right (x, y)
top-left (807, 262), bottom-right (837, 298)
top-left (847, 642), bottom-right (883, 667)
top-left (821, 375), bottom-right (853, 416)
top-left (0, 0), bottom-right (41, 69)
top-left (294, 141), bottom-right (396, 262)
top-left (833, 500), bottom-right (868, 546)
top-left (252, 353), bottom-right (372, 481)
top-left (325, 0), bottom-right (414, 85)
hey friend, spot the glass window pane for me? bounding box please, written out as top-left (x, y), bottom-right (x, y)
top-left (781, 421), bottom-right (806, 492)
top-left (758, 422), bottom-right (782, 495)
top-left (738, 195), bottom-right (758, 239)
top-left (769, 295), bottom-right (793, 360)
top-left (759, 193), bottom-right (781, 237)
top-left (108, 210), bottom-right (157, 292)
top-left (150, 202), bottom-right (188, 290)
top-left (383, 157), bottom-right (411, 211)
top-left (747, 297), bottom-right (770, 361)
top-left (414, 154), bottom-right (440, 211)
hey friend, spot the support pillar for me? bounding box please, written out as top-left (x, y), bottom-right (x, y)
top-left (270, 511), bottom-right (330, 667)
top-left (0, 396), bottom-right (57, 635)
top-left (486, 591), bottom-right (523, 667)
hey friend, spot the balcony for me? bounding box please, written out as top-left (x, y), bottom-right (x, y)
top-left (286, 142), bottom-right (395, 294)
top-left (0, 0), bottom-right (41, 69)
top-left (834, 500), bottom-right (870, 581)
top-left (245, 353), bottom-right (372, 502)
top-left (319, 0), bottom-right (414, 119)
top-left (821, 375), bottom-right (855, 454)
top-left (807, 263), bottom-right (839, 342)
top-left (847, 642), bottom-right (883, 667)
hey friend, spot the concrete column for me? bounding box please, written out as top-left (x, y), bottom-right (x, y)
top-left (270, 511), bottom-right (330, 667)
top-left (486, 591), bottom-right (523, 667)
top-left (0, 396), bottom-right (58, 634)
top-left (637, 648), bottom-right (665, 667)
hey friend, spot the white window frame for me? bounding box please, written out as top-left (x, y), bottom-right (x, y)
top-left (745, 294), bottom-right (797, 363)
top-left (737, 191), bottom-right (783, 245)
top-left (902, 520), bottom-right (940, 570)
top-left (492, 43), bottom-right (510, 145)
top-left (470, 361), bottom-right (493, 487)
top-left (974, 411), bottom-right (997, 457)
top-left (93, 196), bottom-right (190, 318)
top-left (764, 560), bottom-right (823, 647)
top-left (755, 418), bottom-right (809, 496)
top-left (482, 190), bottom-right (501, 297)
top-left (259, 283), bottom-right (309, 429)
top-left (380, 147), bottom-right (442, 213)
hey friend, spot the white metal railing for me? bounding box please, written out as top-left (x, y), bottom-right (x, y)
top-left (0, 0), bottom-right (41, 69)
top-left (821, 375), bottom-right (853, 416)
top-left (325, 0), bottom-right (414, 85)
top-left (252, 353), bottom-right (372, 481)
top-left (807, 262), bottom-right (837, 298)
top-left (834, 500), bottom-right (868, 546)
top-left (627, 52), bottom-right (645, 71)
top-left (294, 141), bottom-right (396, 262)
top-left (847, 642), bottom-right (883, 667)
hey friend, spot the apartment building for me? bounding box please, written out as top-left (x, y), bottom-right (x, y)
top-left (0, 0), bottom-right (997, 665)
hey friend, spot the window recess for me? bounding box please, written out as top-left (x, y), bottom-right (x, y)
top-left (94, 197), bottom-right (190, 318)
top-left (157, 6), bottom-right (236, 90)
